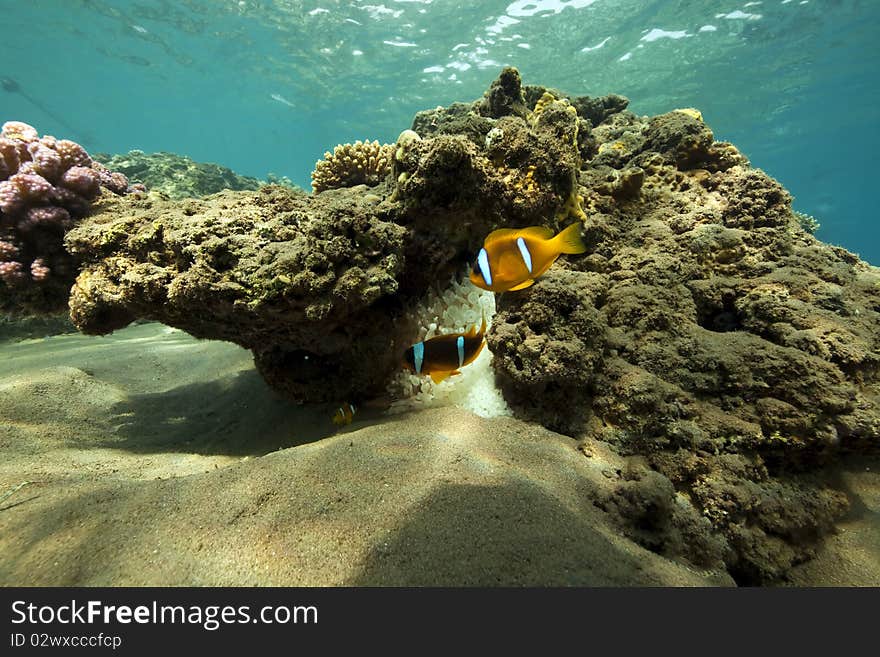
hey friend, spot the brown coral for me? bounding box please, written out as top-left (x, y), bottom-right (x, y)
top-left (310, 140), bottom-right (393, 193)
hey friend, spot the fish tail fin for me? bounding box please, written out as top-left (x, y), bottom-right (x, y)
top-left (553, 222), bottom-right (587, 255)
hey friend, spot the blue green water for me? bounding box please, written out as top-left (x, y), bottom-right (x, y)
top-left (3, 1), bottom-right (878, 259)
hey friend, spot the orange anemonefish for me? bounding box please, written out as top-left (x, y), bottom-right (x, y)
top-left (332, 403), bottom-right (357, 427)
top-left (403, 315), bottom-right (486, 384)
top-left (469, 223), bottom-right (587, 292)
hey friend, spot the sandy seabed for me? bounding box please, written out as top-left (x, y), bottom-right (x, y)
top-left (0, 322), bottom-right (877, 586)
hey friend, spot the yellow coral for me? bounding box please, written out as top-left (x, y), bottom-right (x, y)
top-left (598, 140), bottom-right (628, 154)
top-left (394, 129), bottom-right (421, 161)
top-left (674, 108), bottom-right (703, 122)
top-left (531, 94), bottom-right (580, 148)
top-left (558, 184), bottom-right (587, 222)
top-left (499, 164), bottom-right (540, 200)
top-left (311, 140), bottom-right (393, 193)
top-left (530, 91), bottom-right (557, 124)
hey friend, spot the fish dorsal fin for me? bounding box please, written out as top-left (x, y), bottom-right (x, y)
top-left (517, 226), bottom-right (554, 241)
top-left (483, 228), bottom-right (521, 246)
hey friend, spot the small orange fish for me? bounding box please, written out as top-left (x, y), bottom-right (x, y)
top-left (403, 315), bottom-right (486, 384)
top-left (332, 403), bottom-right (357, 427)
top-left (469, 223), bottom-right (586, 292)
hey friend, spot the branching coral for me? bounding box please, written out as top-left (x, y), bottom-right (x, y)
top-left (310, 139), bottom-right (393, 193)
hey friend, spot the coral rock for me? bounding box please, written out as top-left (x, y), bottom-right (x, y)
top-left (478, 66), bottom-right (529, 119)
top-left (486, 80), bottom-right (880, 582)
top-left (67, 186), bottom-right (407, 402)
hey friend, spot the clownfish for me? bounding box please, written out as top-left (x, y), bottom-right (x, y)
top-left (469, 223), bottom-right (586, 292)
top-left (403, 315), bottom-right (486, 384)
top-left (332, 403), bottom-right (357, 427)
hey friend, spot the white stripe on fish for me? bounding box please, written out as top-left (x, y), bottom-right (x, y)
top-left (516, 236), bottom-right (533, 273)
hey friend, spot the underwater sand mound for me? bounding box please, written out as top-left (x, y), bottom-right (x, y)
top-left (0, 407), bottom-right (732, 587)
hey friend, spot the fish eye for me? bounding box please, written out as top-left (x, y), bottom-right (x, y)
top-left (470, 256), bottom-right (482, 277)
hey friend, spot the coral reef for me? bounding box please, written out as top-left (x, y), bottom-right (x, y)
top-left (484, 86), bottom-right (880, 583)
top-left (311, 140), bottom-right (393, 193)
top-left (62, 68), bottom-right (880, 583)
top-left (93, 150), bottom-right (270, 199)
top-left (66, 68), bottom-right (589, 402)
top-left (0, 121), bottom-right (138, 314)
top-left (66, 186), bottom-right (406, 403)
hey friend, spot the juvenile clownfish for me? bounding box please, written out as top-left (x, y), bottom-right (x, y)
top-left (469, 223), bottom-right (586, 292)
top-left (332, 403), bottom-right (357, 427)
top-left (403, 315), bottom-right (486, 384)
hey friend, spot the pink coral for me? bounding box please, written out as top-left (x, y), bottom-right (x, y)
top-left (27, 143), bottom-right (64, 181)
top-left (20, 206), bottom-right (71, 232)
top-left (29, 258), bottom-right (49, 281)
top-left (54, 139), bottom-right (91, 169)
top-left (10, 172), bottom-right (53, 201)
top-left (0, 120), bottom-right (137, 305)
top-left (0, 260), bottom-right (25, 285)
top-left (0, 137), bottom-right (22, 179)
top-left (1, 121), bottom-right (38, 143)
top-left (0, 179), bottom-right (22, 213)
top-left (60, 166), bottom-right (100, 198)
top-left (0, 239), bottom-right (18, 259)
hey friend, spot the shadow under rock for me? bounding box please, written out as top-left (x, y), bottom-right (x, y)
top-left (101, 367), bottom-right (337, 457)
top-left (351, 479), bottom-right (719, 587)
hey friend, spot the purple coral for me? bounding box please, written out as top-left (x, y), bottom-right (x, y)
top-left (59, 166), bottom-right (101, 198)
top-left (90, 161), bottom-right (131, 195)
top-left (27, 142), bottom-right (63, 180)
top-left (0, 120), bottom-right (138, 311)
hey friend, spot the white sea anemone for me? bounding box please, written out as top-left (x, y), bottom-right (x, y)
top-left (386, 274), bottom-right (512, 418)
